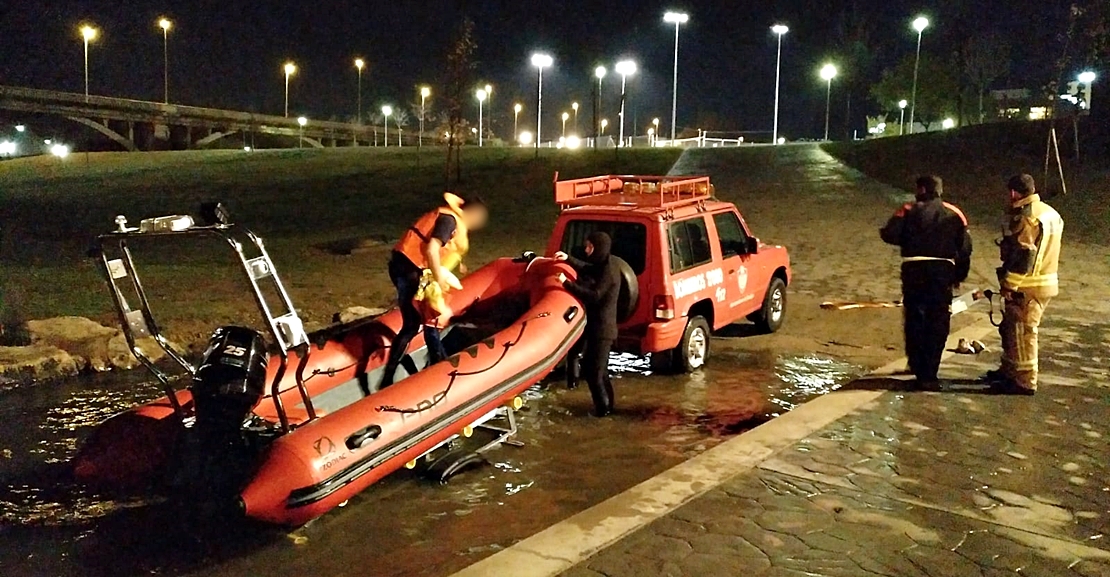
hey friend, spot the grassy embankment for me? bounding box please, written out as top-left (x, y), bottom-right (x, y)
top-left (823, 119), bottom-right (1110, 244)
top-left (0, 147), bottom-right (681, 346)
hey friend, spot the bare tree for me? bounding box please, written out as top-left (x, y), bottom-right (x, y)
top-left (963, 31), bottom-right (1011, 123)
top-left (444, 18), bottom-right (476, 191)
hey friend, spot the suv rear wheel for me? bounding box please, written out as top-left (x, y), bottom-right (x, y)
top-left (672, 315), bottom-right (711, 373)
top-left (751, 277), bottom-right (787, 333)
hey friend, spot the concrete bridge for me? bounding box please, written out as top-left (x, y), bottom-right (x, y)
top-left (0, 85), bottom-right (391, 151)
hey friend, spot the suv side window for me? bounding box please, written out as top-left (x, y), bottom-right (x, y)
top-left (560, 219), bottom-right (648, 275)
top-left (713, 212), bottom-right (748, 257)
top-left (668, 216), bottom-right (713, 274)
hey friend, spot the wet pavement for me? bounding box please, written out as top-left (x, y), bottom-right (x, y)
top-left (563, 315), bottom-right (1110, 577)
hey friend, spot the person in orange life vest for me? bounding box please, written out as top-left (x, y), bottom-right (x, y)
top-left (380, 193), bottom-right (488, 389)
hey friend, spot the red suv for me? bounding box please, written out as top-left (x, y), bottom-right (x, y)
top-left (546, 175), bottom-right (791, 372)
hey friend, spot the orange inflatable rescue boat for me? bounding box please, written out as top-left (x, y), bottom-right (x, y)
top-left (73, 209), bottom-right (585, 526)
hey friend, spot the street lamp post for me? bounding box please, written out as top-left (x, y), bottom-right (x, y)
top-left (898, 99), bottom-right (908, 135)
top-left (571, 101), bottom-right (579, 134)
top-left (513, 103), bottom-right (522, 143)
top-left (420, 86), bottom-right (430, 149)
top-left (771, 24), bottom-right (789, 145)
top-left (1078, 71), bottom-right (1097, 110)
top-left (561, 111), bottom-right (569, 138)
top-left (382, 105), bottom-right (392, 147)
top-left (354, 59), bottom-right (365, 124)
top-left (477, 88), bottom-right (487, 147)
top-left (652, 117), bottom-right (660, 144)
top-left (664, 11), bottom-right (689, 145)
top-left (909, 16), bottom-right (930, 134)
top-left (283, 62), bottom-right (296, 117)
top-left (594, 65), bottom-right (606, 148)
top-left (615, 60), bottom-right (637, 147)
top-left (531, 53), bottom-right (553, 154)
top-left (80, 25), bottom-right (98, 102)
top-left (158, 18), bottom-right (171, 104)
top-left (297, 116), bottom-right (307, 148)
top-left (600, 119), bottom-right (609, 136)
top-left (820, 64), bottom-right (838, 141)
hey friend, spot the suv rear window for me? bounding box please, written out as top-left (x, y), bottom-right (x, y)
top-left (668, 217), bottom-right (713, 273)
top-left (560, 220), bottom-right (647, 275)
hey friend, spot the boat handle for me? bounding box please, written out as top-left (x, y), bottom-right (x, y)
top-left (563, 305), bottom-right (579, 323)
top-left (346, 425), bottom-right (382, 451)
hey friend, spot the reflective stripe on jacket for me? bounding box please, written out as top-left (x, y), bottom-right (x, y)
top-left (1000, 194), bottom-right (1063, 298)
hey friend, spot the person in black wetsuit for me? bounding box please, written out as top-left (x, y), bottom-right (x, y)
top-left (555, 231), bottom-right (621, 416)
top-left (880, 175), bottom-right (973, 387)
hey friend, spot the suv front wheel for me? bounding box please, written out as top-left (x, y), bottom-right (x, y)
top-left (672, 315), bottom-right (711, 373)
top-left (750, 277), bottom-right (787, 333)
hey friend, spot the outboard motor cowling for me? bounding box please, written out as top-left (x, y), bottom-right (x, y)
top-left (191, 326), bottom-right (269, 433)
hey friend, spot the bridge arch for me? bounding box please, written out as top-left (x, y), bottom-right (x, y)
top-left (195, 131), bottom-right (240, 148)
top-left (65, 116), bottom-right (138, 152)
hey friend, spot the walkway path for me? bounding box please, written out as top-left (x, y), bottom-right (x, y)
top-left (454, 310), bottom-right (1110, 577)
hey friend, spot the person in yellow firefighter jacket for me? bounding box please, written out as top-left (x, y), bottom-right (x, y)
top-left (985, 174), bottom-right (1063, 395)
top-left (379, 193), bottom-right (488, 389)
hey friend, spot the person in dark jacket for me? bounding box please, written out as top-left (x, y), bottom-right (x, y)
top-left (880, 175), bottom-right (973, 387)
top-left (555, 231), bottom-right (621, 416)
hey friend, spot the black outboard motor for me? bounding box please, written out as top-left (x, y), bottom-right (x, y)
top-left (191, 325), bottom-right (269, 436)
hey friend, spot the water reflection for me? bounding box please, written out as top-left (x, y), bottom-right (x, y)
top-left (0, 346), bottom-right (864, 577)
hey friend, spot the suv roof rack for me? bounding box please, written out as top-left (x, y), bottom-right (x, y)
top-left (554, 174), bottom-right (714, 211)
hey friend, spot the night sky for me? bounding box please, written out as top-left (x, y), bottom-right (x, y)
top-left (2, 0), bottom-right (1073, 140)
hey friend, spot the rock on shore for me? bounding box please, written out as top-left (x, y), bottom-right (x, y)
top-left (0, 316), bottom-right (169, 384)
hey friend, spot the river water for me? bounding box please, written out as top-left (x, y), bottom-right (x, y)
top-left (0, 346), bottom-right (860, 577)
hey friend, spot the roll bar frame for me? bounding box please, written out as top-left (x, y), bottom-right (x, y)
top-left (96, 220), bottom-right (314, 432)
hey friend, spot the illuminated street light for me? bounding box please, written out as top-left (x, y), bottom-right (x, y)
top-left (600, 118), bottom-right (609, 135)
top-left (942, 117), bottom-right (955, 130)
top-left (819, 64), bottom-right (838, 141)
top-left (51, 143), bottom-right (70, 158)
top-left (1078, 71), bottom-right (1097, 110)
top-left (518, 130), bottom-right (534, 145)
top-left (80, 25), bottom-right (98, 102)
top-left (571, 101), bottom-right (579, 133)
top-left (158, 18), bottom-right (172, 104)
top-left (615, 60), bottom-right (637, 146)
top-left (15, 125), bottom-right (26, 133)
top-left (566, 135), bottom-right (581, 150)
top-left (898, 99), bottom-right (908, 135)
top-left (419, 86), bottom-right (430, 149)
top-left (561, 111), bottom-right (570, 137)
top-left (531, 53), bottom-right (553, 152)
top-left (297, 116), bottom-right (307, 148)
top-left (771, 24), bottom-right (789, 145)
top-left (513, 102), bottom-right (523, 143)
top-left (0, 140), bottom-right (16, 156)
top-left (477, 88), bottom-right (487, 147)
top-left (355, 58), bottom-right (365, 124)
top-left (381, 105), bottom-right (393, 147)
top-left (909, 16), bottom-right (930, 134)
top-left (594, 66), bottom-right (607, 147)
top-left (652, 117), bottom-right (660, 142)
top-left (664, 11), bottom-right (689, 144)
top-left (283, 62), bottom-right (297, 117)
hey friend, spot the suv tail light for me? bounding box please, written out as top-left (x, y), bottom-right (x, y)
top-left (653, 295), bottom-right (675, 320)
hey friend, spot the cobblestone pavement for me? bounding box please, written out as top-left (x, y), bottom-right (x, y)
top-left (565, 316), bottom-right (1110, 577)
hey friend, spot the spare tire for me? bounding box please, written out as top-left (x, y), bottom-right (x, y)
top-left (613, 256), bottom-right (640, 323)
